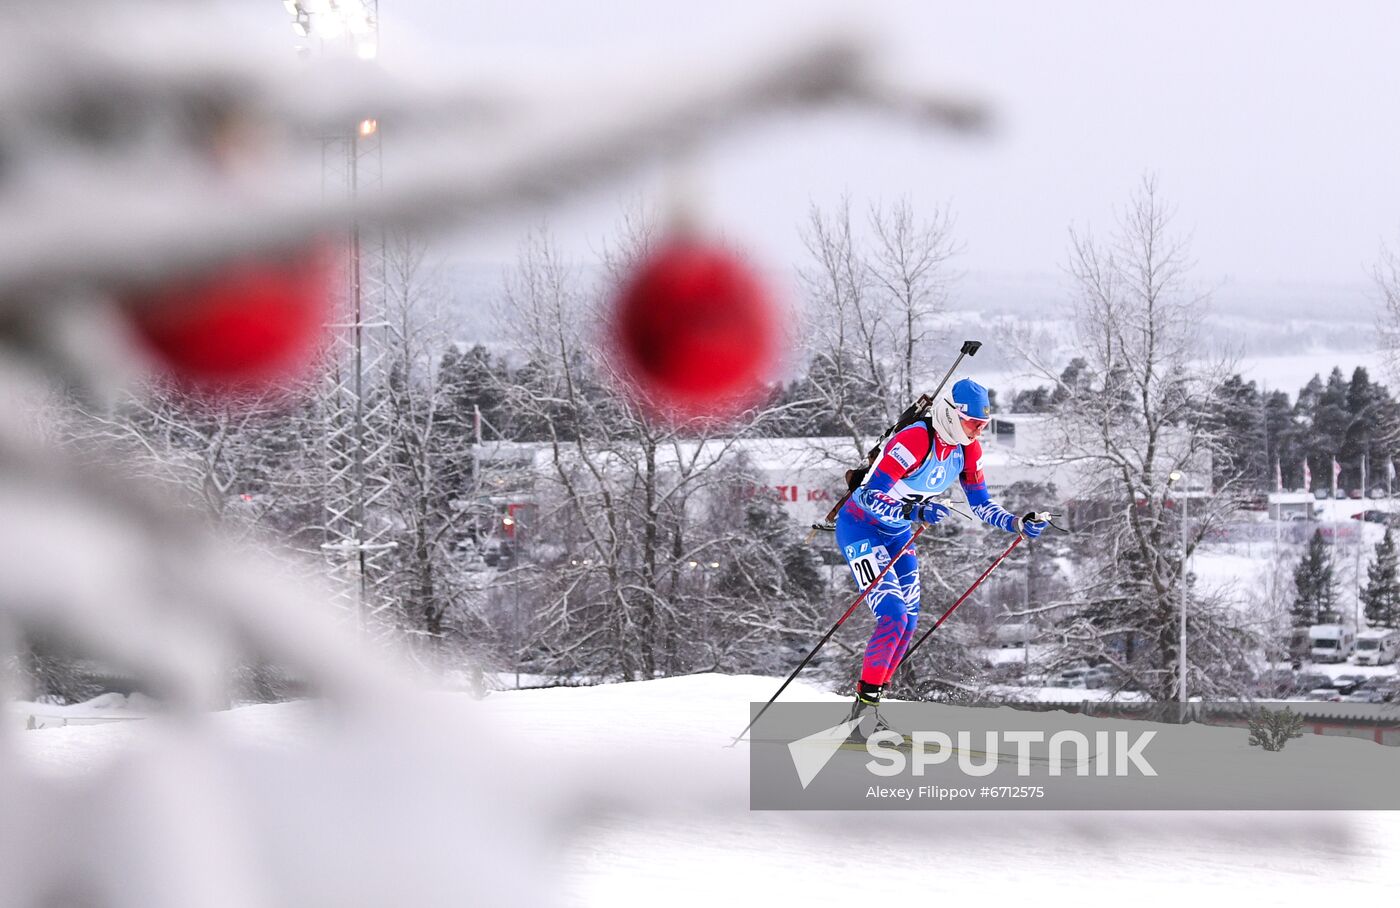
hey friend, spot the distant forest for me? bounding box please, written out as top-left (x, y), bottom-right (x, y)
top-left (1009, 361), bottom-right (1399, 495)
top-left (449, 339), bottom-right (1399, 497)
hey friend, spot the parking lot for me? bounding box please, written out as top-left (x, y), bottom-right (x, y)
top-left (981, 647), bottom-right (1400, 704)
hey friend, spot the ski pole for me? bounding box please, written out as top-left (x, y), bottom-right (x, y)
top-left (806, 339), bottom-right (981, 541)
top-left (894, 529), bottom-right (1026, 670)
top-left (728, 525), bottom-right (926, 746)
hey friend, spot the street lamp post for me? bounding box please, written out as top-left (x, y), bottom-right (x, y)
top-left (1024, 544), bottom-right (1033, 674)
top-left (1169, 470), bottom-right (1188, 709)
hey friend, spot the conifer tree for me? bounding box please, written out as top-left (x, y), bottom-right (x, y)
top-left (1292, 529), bottom-right (1337, 626)
top-left (1207, 374), bottom-right (1266, 490)
top-left (1312, 369), bottom-right (1351, 490)
top-left (1262, 390), bottom-right (1298, 488)
top-left (1362, 528), bottom-right (1400, 628)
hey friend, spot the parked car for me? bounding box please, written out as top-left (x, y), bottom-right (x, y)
top-left (1368, 488), bottom-right (1388, 500)
top-left (1331, 674), bottom-right (1368, 695)
top-left (1353, 677), bottom-right (1400, 701)
top-left (1051, 667), bottom-right (1088, 688)
top-left (1354, 628), bottom-right (1400, 666)
top-left (1294, 672), bottom-right (1333, 692)
top-left (1308, 624), bottom-right (1355, 663)
top-left (1083, 666), bottom-right (1117, 689)
top-left (1343, 689), bottom-right (1390, 704)
top-left (1304, 688), bottom-right (1343, 702)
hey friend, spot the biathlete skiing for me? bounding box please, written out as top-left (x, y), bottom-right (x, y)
top-left (837, 377), bottom-right (1047, 729)
top-left (726, 348), bottom-right (1056, 750)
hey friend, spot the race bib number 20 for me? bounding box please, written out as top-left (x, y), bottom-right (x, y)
top-left (850, 545), bottom-right (890, 588)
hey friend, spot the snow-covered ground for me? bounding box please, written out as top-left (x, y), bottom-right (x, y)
top-left (8, 692), bottom-right (156, 730)
top-left (15, 674), bottom-right (1398, 905)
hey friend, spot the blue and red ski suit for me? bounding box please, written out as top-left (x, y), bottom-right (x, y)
top-left (836, 420), bottom-right (1021, 687)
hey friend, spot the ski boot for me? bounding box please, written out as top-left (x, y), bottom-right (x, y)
top-left (846, 680), bottom-right (895, 744)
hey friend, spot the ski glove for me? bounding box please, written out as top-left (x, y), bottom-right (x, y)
top-left (1016, 512), bottom-right (1049, 540)
top-left (855, 487), bottom-right (910, 523)
top-left (900, 501), bottom-right (950, 524)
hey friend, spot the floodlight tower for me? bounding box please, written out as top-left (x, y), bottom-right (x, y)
top-left (284, 0), bottom-right (397, 633)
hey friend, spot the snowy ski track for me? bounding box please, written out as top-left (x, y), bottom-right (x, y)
top-left (16, 674), bottom-right (1395, 906)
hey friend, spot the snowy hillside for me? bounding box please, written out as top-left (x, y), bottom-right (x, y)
top-left (18, 674), bottom-right (1398, 905)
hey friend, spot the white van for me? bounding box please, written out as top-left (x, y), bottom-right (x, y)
top-left (1308, 624), bottom-right (1355, 663)
top-left (1353, 628), bottom-right (1400, 666)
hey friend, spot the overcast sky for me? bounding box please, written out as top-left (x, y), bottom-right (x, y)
top-left (258, 1), bottom-right (1400, 296)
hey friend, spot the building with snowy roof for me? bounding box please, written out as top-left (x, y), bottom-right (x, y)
top-left (470, 413), bottom-right (1122, 529)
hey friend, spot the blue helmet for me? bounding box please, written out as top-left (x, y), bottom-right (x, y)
top-left (951, 378), bottom-right (991, 421)
top-left (932, 378), bottom-right (991, 445)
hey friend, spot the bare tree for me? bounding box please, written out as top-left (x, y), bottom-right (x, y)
top-left (793, 196), bottom-right (980, 691)
top-left (867, 197), bottom-right (960, 405)
top-left (1374, 235), bottom-right (1400, 384)
top-left (377, 229), bottom-right (480, 656)
top-left (796, 196), bottom-right (959, 458)
top-left (1018, 176), bottom-right (1255, 699)
top-left (60, 378), bottom-right (318, 535)
top-left (491, 220), bottom-right (825, 680)
top-left (797, 197), bottom-right (887, 454)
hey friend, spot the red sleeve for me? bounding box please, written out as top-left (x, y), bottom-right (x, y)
top-left (960, 438), bottom-right (986, 486)
top-left (869, 424), bottom-right (931, 486)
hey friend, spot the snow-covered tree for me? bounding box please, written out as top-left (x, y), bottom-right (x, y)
top-left (1374, 234), bottom-right (1400, 385)
top-left (867, 197), bottom-right (960, 406)
top-left (1262, 389), bottom-right (1299, 489)
top-left (792, 196), bottom-right (958, 455)
top-left (489, 218), bottom-right (811, 680)
top-left (1205, 374), bottom-right (1268, 492)
top-left (1242, 548), bottom-right (1307, 672)
top-left (1362, 528), bottom-right (1400, 629)
top-left (1018, 175), bottom-right (1256, 700)
top-left (1292, 529), bottom-right (1338, 626)
top-left (378, 230), bottom-right (480, 654)
top-left (793, 198), bottom-right (889, 450)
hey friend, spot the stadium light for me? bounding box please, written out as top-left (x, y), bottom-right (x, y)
top-left (283, 0), bottom-right (377, 55)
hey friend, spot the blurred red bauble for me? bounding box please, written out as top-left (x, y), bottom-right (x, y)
top-left (125, 245), bottom-right (337, 391)
top-left (610, 239), bottom-right (779, 421)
